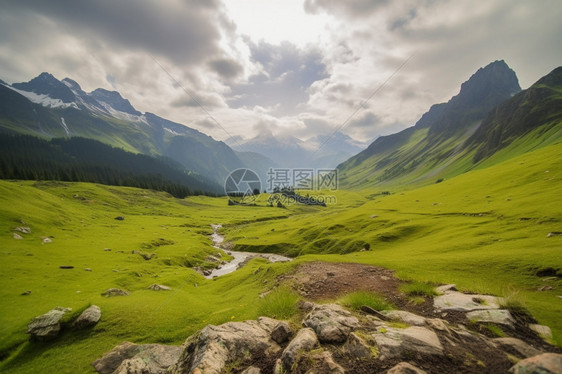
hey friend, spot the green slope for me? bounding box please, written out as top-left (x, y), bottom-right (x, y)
top-left (0, 84), bottom-right (245, 185)
top-left (227, 142), bottom-right (562, 344)
top-left (338, 64), bottom-right (562, 190)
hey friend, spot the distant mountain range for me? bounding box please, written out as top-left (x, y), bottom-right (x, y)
top-left (0, 72), bottom-right (367, 194)
top-left (0, 72), bottom-right (244, 186)
top-left (227, 131), bottom-right (367, 169)
top-left (2, 61), bottom-right (560, 195)
top-left (338, 60), bottom-right (562, 188)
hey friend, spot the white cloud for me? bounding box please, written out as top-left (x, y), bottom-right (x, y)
top-left (0, 0), bottom-right (560, 144)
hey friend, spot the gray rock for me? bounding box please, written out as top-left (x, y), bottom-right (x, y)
top-left (92, 341), bottom-right (181, 374)
top-left (435, 284), bottom-right (457, 294)
top-left (529, 324), bottom-right (553, 339)
top-left (13, 232), bottom-right (23, 240)
top-left (281, 328), bottom-right (318, 370)
top-left (373, 326), bottom-right (444, 360)
top-left (74, 305), bottom-right (101, 329)
top-left (509, 353), bottom-right (562, 373)
top-left (42, 237), bottom-right (52, 244)
top-left (241, 367), bottom-right (261, 374)
top-left (426, 318), bottom-right (450, 333)
top-left (171, 319), bottom-right (281, 374)
top-left (303, 350), bottom-right (345, 374)
top-left (85, 268), bottom-right (92, 271)
top-left (344, 332), bottom-right (374, 359)
top-left (271, 321), bottom-right (292, 344)
top-left (466, 309), bottom-right (515, 328)
top-left (492, 337), bottom-right (542, 359)
top-left (147, 284), bottom-right (171, 291)
top-left (26, 306), bottom-right (71, 341)
top-left (14, 226), bottom-right (31, 234)
top-left (387, 362), bottom-right (428, 374)
top-left (381, 310), bottom-right (427, 326)
top-left (434, 291), bottom-right (500, 311)
top-left (21, 290), bottom-right (31, 296)
top-left (303, 303), bottom-right (359, 343)
top-left (101, 288), bottom-right (130, 297)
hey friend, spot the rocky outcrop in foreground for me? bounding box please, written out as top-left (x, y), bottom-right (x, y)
top-left (93, 301), bottom-right (561, 374)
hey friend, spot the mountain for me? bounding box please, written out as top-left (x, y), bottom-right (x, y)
top-left (337, 60), bottom-right (562, 188)
top-left (228, 131), bottom-right (367, 170)
top-left (0, 134), bottom-right (222, 197)
top-left (0, 73), bottom-right (245, 185)
top-left (466, 66), bottom-right (562, 163)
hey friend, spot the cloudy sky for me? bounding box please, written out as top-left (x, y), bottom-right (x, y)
top-left (1, 0), bottom-right (561, 144)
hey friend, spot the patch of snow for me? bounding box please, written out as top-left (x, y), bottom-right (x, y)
top-left (60, 117), bottom-right (70, 136)
top-left (164, 127), bottom-right (183, 136)
top-left (7, 86), bottom-right (79, 109)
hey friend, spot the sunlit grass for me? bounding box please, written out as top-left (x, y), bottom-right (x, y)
top-left (340, 291), bottom-right (393, 312)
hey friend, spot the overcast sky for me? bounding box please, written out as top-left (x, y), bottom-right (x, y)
top-left (1, 0), bottom-right (561, 143)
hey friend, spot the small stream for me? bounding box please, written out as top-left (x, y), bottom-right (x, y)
top-left (204, 224), bottom-right (292, 279)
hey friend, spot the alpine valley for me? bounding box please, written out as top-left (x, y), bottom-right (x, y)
top-left (1, 60), bottom-right (562, 374)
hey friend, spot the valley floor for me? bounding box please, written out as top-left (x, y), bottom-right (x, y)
top-left (0, 143), bottom-right (561, 373)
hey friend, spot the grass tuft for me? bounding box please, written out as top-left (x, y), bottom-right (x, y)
top-left (400, 282), bottom-right (438, 298)
top-left (257, 288), bottom-right (300, 319)
top-left (341, 291), bottom-right (393, 311)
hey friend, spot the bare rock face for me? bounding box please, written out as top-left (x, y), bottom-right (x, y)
top-left (509, 353), bottom-right (562, 374)
top-left (92, 341), bottom-right (181, 374)
top-left (74, 305), bottom-right (101, 329)
top-left (434, 290), bottom-right (500, 311)
top-left (380, 310), bottom-right (427, 326)
top-left (93, 289), bottom-right (561, 374)
top-left (101, 288), bottom-right (130, 297)
top-left (270, 321), bottom-right (292, 344)
top-left (147, 284), bottom-right (171, 291)
top-left (170, 320), bottom-right (281, 374)
top-left (466, 309), bottom-right (515, 328)
top-left (26, 306), bottom-right (71, 341)
top-left (303, 303), bottom-right (358, 343)
top-left (280, 327), bottom-right (319, 370)
top-left (387, 362), bottom-right (428, 374)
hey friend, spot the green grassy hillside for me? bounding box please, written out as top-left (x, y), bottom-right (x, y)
top-left (1, 142), bottom-right (561, 373)
top-left (228, 142), bottom-right (562, 344)
top-left (0, 181), bottom-right (292, 373)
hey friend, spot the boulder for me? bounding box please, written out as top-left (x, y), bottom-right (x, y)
top-left (300, 350), bottom-right (345, 374)
top-left (466, 309), bottom-right (515, 328)
top-left (529, 324), bottom-right (553, 339)
top-left (26, 306), bottom-right (71, 341)
top-left (373, 326), bottom-right (444, 360)
top-left (387, 362), bottom-right (428, 374)
top-left (492, 337), bottom-right (542, 359)
top-left (101, 288), bottom-right (130, 297)
top-left (147, 284), bottom-right (171, 291)
top-left (13, 233), bottom-right (23, 240)
top-left (74, 305), bottom-right (101, 329)
top-left (381, 310), bottom-right (427, 326)
top-left (303, 303), bottom-right (359, 343)
top-left (170, 319), bottom-right (281, 374)
top-left (14, 226), bottom-right (31, 234)
top-left (343, 332), bottom-right (374, 359)
top-left (241, 367), bottom-right (261, 374)
top-left (271, 321), bottom-right (292, 344)
top-left (435, 284), bottom-right (457, 294)
top-left (42, 237), bottom-right (52, 244)
top-left (434, 291), bottom-right (500, 311)
top-left (92, 341), bottom-right (181, 374)
top-left (509, 353), bottom-right (562, 373)
top-left (281, 327), bottom-right (318, 370)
